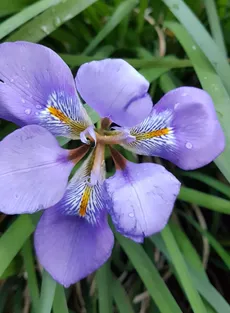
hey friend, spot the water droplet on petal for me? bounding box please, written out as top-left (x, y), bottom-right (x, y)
top-left (174, 102), bottom-right (180, 109)
top-left (35, 112), bottom-right (39, 116)
top-left (21, 98), bottom-right (25, 103)
top-left (36, 104), bottom-right (42, 109)
top-left (182, 93), bottom-right (188, 97)
top-left (25, 108), bottom-right (31, 115)
top-left (10, 78), bottom-right (14, 82)
top-left (129, 212), bottom-right (134, 218)
top-left (186, 142), bottom-right (193, 149)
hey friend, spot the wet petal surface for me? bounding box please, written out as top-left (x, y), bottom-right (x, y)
top-left (35, 207), bottom-right (114, 287)
top-left (106, 160), bottom-right (180, 242)
top-left (122, 87), bottom-right (225, 169)
top-left (0, 125), bottom-right (73, 214)
top-left (56, 149), bottom-right (106, 224)
top-left (76, 59), bottom-right (152, 127)
top-left (0, 41), bottom-right (91, 138)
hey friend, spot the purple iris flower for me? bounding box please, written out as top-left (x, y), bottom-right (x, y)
top-left (0, 41), bottom-right (225, 287)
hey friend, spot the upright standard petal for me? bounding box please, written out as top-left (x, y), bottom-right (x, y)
top-left (0, 125), bottom-right (74, 214)
top-left (105, 152), bottom-right (180, 242)
top-left (0, 42), bottom-right (91, 138)
top-left (35, 207), bottom-right (114, 287)
top-left (122, 87), bottom-right (225, 170)
top-left (75, 59), bottom-right (152, 127)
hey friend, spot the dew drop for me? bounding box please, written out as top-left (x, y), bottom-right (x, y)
top-left (21, 98), bottom-right (25, 103)
top-left (185, 142), bottom-right (193, 149)
top-left (54, 16), bottom-right (61, 26)
top-left (129, 212), bottom-right (134, 218)
top-left (35, 112), bottom-right (39, 116)
top-left (192, 45), bottom-right (196, 50)
top-left (41, 25), bottom-right (49, 34)
top-left (10, 78), bottom-right (14, 82)
top-left (174, 102), bottom-right (180, 109)
top-left (204, 76), bottom-right (207, 80)
top-left (172, 3), bottom-right (179, 9)
top-left (182, 93), bottom-right (188, 97)
top-left (36, 104), bottom-right (42, 109)
top-left (64, 13), bottom-right (73, 21)
top-left (25, 108), bottom-right (31, 115)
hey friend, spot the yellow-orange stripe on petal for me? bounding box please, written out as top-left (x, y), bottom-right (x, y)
top-left (79, 185), bottom-right (91, 217)
top-left (48, 107), bottom-right (70, 123)
top-left (135, 128), bottom-right (170, 140)
top-left (48, 106), bottom-right (87, 133)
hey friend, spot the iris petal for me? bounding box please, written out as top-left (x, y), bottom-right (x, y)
top-left (35, 207), bottom-right (114, 287)
top-left (56, 149), bottom-right (106, 224)
top-left (105, 158), bottom-right (180, 242)
top-left (75, 59), bottom-right (153, 127)
top-left (0, 125), bottom-right (73, 214)
top-left (122, 87), bottom-right (225, 170)
top-left (0, 41), bottom-right (91, 138)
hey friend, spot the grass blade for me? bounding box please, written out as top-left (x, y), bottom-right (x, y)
top-left (39, 271), bottom-right (57, 313)
top-left (21, 238), bottom-right (40, 312)
top-left (112, 277), bottom-right (134, 313)
top-left (179, 186), bottom-right (230, 213)
top-left (53, 284), bottom-right (69, 313)
top-left (0, 215), bottom-right (35, 276)
top-left (8, 0), bottom-right (98, 42)
top-left (162, 0), bottom-right (230, 95)
top-left (171, 224), bottom-right (230, 313)
top-left (151, 227), bottom-right (230, 313)
top-left (60, 54), bottom-right (192, 68)
top-left (116, 232), bottom-right (183, 313)
top-left (161, 225), bottom-right (207, 313)
top-left (96, 261), bottom-right (113, 313)
top-left (0, 0), bottom-right (31, 17)
top-left (180, 171), bottom-right (230, 198)
top-left (165, 21), bottom-right (230, 183)
top-left (84, 0), bottom-right (137, 54)
top-left (179, 213), bottom-right (230, 269)
top-left (137, 0), bottom-right (148, 33)
top-left (0, 0), bottom-right (61, 40)
top-left (203, 0), bottom-right (227, 56)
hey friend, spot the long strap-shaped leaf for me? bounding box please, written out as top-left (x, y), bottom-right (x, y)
top-left (21, 239), bottom-right (40, 313)
top-left (161, 0), bottom-right (230, 95)
top-left (178, 187), bottom-right (230, 213)
top-left (39, 271), bottom-right (57, 313)
top-left (7, 0), bottom-right (98, 42)
top-left (0, 215), bottom-right (35, 277)
top-left (83, 0), bottom-right (137, 55)
top-left (161, 225), bottom-right (207, 313)
top-left (53, 284), bottom-right (69, 313)
top-left (0, 0), bottom-right (62, 40)
top-left (165, 21), bottom-right (230, 183)
top-left (116, 232), bottom-right (183, 313)
top-left (96, 261), bottom-right (113, 313)
top-left (151, 225), bottom-right (230, 313)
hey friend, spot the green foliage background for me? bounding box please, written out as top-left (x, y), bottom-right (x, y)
top-left (1, 0), bottom-right (230, 312)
